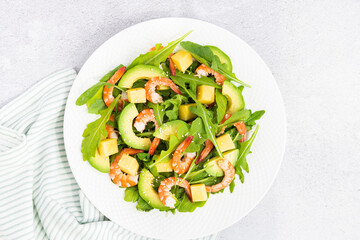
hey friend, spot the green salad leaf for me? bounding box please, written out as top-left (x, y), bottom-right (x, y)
top-left (128, 31), bottom-right (192, 69)
top-left (181, 41), bottom-right (251, 87)
top-left (163, 95), bottom-right (188, 121)
top-left (235, 125), bottom-right (260, 178)
top-left (124, 186), bottom-right (139, 202)
top-left (177, 194), bottom-right (207, 212)
top-left (174, 71), bottom-right (221, 89)
top-left (99, 64), bottom-right (125, 82)
top-left (136, 197), bottom-right (154, 212)
top-left (147, 102), bottom-right (165, 126)
top-left (220, 109), bottom-right (251, 127)
top-left (215, 89), bottom-right (227, 123)
top-left (76, 82), bottom-right (108, 106)
top-left (245, 110), bottom-right (265, 129)
top-left (81, 94), bottom-right (120, 161)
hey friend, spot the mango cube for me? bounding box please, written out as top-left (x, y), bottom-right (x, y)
top-left (117, 154), bottom-right (139, 176)
top-left (190, 184), bottom-right (208, 202)
top-left (98, 139), bottom-right (118, 157)
top-left (171, 50), bottom-right (193, 72)
top-left (197, 85), bottom-right (215, 104)
top-left (216, 134), bottom-right (235, 152)
top-left (156, 160), bottom-right (173, 172)
top-left (126, 88), bottom-right (146, 103)
top-left (156, 85), bottom-right (170, 90)
top-left (179, 103), bottom-right (197, 121)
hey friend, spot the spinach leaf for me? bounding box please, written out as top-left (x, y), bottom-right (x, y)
top-left (245, 110), bottom-right (265, 128)
top-left (215, 89), bottom-right (227, 123)
top-left (81, 94), bottom-right (120, 161)
top-left (163, 95), bottom-right (188, 121)
top-left (148, 102), bottom-right (165, 126)
top-left (88, 98), bottom-right (107, 114)
top-left (177, 194), bottom-right (206, 213)
top-left (235, 125), bottom-right (260, 178)
top-left (124, 186), bottom-right (139, 202)
top-left (128, 31), bottom-right (192, 69)
top-left (181, 41), bottom-right (251, 87)
top-left (136, 197), bottom-right (154, 212)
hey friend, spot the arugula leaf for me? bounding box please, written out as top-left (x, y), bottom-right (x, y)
top-left (174, 71), bottom-right (221, 89)
top-left (81, 94), bottom-right (120, 161)
top-left (99, 64), bottom-right (125, 82)
top-left (124, 186), bottom-right (139, 202)
top-left (185, 117), bottom-right (206, 153)
top-left (181, 41), bottom-right (251, 87)
top-left (246, 110), bottom-right (265, 127)
top-left (137, 152), bottom-right (151, 162)
top-left (215, 89), bottom-right (227, 123)
top-left (189, 102), bottom-right (224, 158)
top-left (235, 125), bottom-right (260, 177)
top-left (177, 194), bottom-right (207, 212)
top-left (147, 102), bottom-right (165, 126)
top-left (229, 179), bottom-right (235, 193)
top-left (163, 95), bottom-right (187, 121)
top-left (220, 109), bottom-right (251, 127)
top-left (76, 82), bottom-right (108, 106)
top-left (136, 197), bottom-right (154, 212)
top-left (88, 98), bottom-right (107, 114)
top-left (128, 31), bottom-right (192, 69)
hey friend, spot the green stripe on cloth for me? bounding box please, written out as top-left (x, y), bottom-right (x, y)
top-left (0, 69), bottom-right (218, 240)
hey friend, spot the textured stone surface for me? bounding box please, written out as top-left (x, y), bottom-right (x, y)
top-left (1, 1), bottom-right (360, 239)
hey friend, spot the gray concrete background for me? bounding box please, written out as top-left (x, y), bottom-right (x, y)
top-left (1, 1), bottom-right (360, 239)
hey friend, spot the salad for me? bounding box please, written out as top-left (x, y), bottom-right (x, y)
top-left (76, 31), bottom-right (265, 213)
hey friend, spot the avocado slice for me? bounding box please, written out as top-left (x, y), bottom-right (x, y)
top-left (206, 45), bottom-right (232, 72)
top-left (118, 64), bottom-right (167, 88)
top-left (204, 149), bottom-right (239, 177)
top-left (153, 120), bottom-right (190, 141)
top-left (118, 103), bottom-right (151, 150)
top-left (138, 169), bottom-right (169, 210)
top-left (222, 81), bottom-right (245, 114)
top-left (88, 149), bottom-right (110, 173)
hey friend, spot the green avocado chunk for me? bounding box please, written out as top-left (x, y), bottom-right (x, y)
top-left (138, 169), bottom-right (169, 210)
top-left (118, 64), bottom-right (167, 88)
top-left (118, 103), bottom-right (151, 150)
top-left (206, 45), bottom-right (233, 72)
top-left (204, 149), bottom-right (239, 177)
top-left (222, 81), bottom-right (245, 114)
top-left (153, 120), bottom-right (189, 141)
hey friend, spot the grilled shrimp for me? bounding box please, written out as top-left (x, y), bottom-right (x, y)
top-left (158, 177), bottom-right (191, 209)
top-left (195, 64), bottom-right (225, 85)
top-left (195, 139), bottom-right (214, 164)
top-left (134, 109), bottom-right (160, 155)
top-left (205, 159), bottom-right (235, 193)
top-left (144, 77), bottom-right (182, 103)
top-left (103, 66), bottom-right (126, 107)
top-left (172, 136), bottom-right (196, 174)
top-left (110, 148), bottom-right (143, 187)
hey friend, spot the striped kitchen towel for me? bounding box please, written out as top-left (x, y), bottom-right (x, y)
top-left (0, 68), bottom-right (217, 240)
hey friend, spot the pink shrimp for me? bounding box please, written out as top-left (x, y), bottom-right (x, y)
top-left (110, 148), bottom-right (143, 187)
top-left (105, 114), bottom-right (118, 139)
top-left (234, 121), bottom-right (247, 142)
top-left (117, 91), bottom-right (129, 111)
top-left (168, 53), bottom-right (176, 76)
top-left (217, 113), bottom-right (232, 136)
top-left (134, 109), bottom-right (160, 155)
top-left (144, 77), bottom-right (182, 103)
top-left (172, 136), bottom-right (196, 174)
top-left (158, 177), bottom-right (191, 209)
top-left (195, 64), bottom-right (225, 85)
top-left (205, 159), bottom-right (235, 193)
top-left (103, 66), bottom-right (126, 107)
top-left (195, 139), bottom-right (214, 164)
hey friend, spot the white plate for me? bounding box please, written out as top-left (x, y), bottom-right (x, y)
top-left (64, 18), bottom-right (286, 240)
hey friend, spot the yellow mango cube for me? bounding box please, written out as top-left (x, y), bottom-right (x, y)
top-left (126, 88), bottom-right (147, 103)
top-left (216, 134), bottom-right (235, 152)
top-left (117, 154), bottom-right (139, 176)
top-left (156, 85), bottom-right (170, 90)
top-left (98, 139), bottom-right (118, 157)
top-left (197, 85), bottom-right (215, 104)
top-left (190, 184), bottom-right (208, 202)
top-left (156, 160), bottom-right (173, 172)
top-left (171, 50), bottom-right (193, 72)
top-left (179, 103), bottom-right (197, 121)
